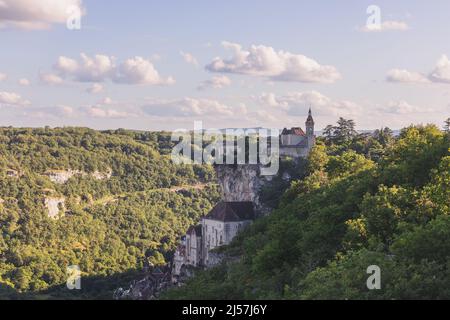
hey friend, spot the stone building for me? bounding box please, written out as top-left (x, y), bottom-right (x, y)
top-left (202, 202), bottom-right (255, 266)
top-left (185, 225), bottom-right (203, 267)
top-left (172, 201), bottom-right (255, 277)
top-left (280, 108), bottom-right (316, 158)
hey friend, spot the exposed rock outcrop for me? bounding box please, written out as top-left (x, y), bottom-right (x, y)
top-left (44, 197), bottom-right (66, 219)
top-left (44, 169), bottom-right (112, 184)
top-left (214, 165), bottom-right (272, 215)
top-left (44, 170), bottom-right (81, 184)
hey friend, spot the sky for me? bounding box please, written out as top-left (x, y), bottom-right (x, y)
top-left (0, 0), bottom-right (449, 131)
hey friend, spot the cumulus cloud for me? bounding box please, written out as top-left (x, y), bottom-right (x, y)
top-left (205, 42), bottom-right (341, 83)
top-left (50, 54), bottom-right (175, 85)
top-left (55, 54), bottom-right (114, 82)
top-left (114, 56), bottom-right (175, 85)
top-left (256, 91), bottom-right (361, 117)
top-left (142, 97), bottom-right (234, 117)
top-left (386, 69), bottom-right (430, 83)
top-left (39, 72), bottom-right (63, 85)
top-left (0, 73), bottom-right (7, 81)
top-left (0, 91), bottom-right (30, 106)
top-left (180, 51), bottom-right (199, 66)
top-left (25, 105), bottom-right (74, 118)
top-left (86, 83), bottom-right (104, 94)
top-left (101, 97), bottom-right (113, 105)
top-left (0, 0), bottom-right (85, 30)
top-left (360, 20), bottom-right (409, 32)
top-left (197, 75), bottom-right (231, 90)
top-left (86, 106), bottom-right (129, 119)
top-left (387, 55), bottom-right (450, 84)
top-left (379, 100), bottom-right (433, 114)
top-left (18, 78), bottom-right (30, 86)
top-left (428, 54), bottom-right (450, 83)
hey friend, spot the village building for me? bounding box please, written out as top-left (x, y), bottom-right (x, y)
top-left (202, 201), bottom-right (255, 266)
top-left (185, 225), bottom-right (203, 267)
top-left (172, 201), bottom-right (255, 278)
top-left (172, 109), bottom-right (315, 280)
top-left (280, 108), bottom-right (316, 158)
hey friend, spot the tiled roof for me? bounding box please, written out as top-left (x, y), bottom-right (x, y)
top-left (204, 201), bottom-right (255, 222)
top-left (282, 127), bottom-right (306, 136)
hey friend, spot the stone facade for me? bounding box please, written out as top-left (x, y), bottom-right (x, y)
top-left (172, 201), bottom-right (255, 278)
top-left (280, 109), bottom-right (315, 158)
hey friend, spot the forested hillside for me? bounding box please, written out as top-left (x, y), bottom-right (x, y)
top-left (163, 121), bottom-right (450, 300)
top-left (0, 127), bottom-right (219, 299)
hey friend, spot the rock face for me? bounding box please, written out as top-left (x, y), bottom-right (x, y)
top-left (215, 165), bottom-right (272, 215)
top-left (91, 169), bottom-right (112, 180)
top-left (44, 169), bottom-right (112, 184)
top-left (44, 170), bottom-right (81, 184)
top-left (44, 197), bottom-right (65, 219)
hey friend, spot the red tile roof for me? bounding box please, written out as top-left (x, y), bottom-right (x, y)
top-left (282, 127), bottom-right (306, 136)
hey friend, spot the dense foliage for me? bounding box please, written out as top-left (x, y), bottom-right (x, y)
top-left (0, 127), bottom-right (219, 299)
top-left (163, 121), bottom-right (450, 300)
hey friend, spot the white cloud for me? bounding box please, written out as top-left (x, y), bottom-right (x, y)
top-left (86, 83), bottom-right (104, 94)
top-left (18, 78), bottom-right (30, 86)
top-left (0, 91), bottom-right (30, 106)
top-left (387, 55), bottom-right (450, 84)
top-left (386, 69), bottom-right (430, 83)
top-left (197, 75), bottom-right (231, 90)
top-left (101, 97), bottom-right (113, 105)
top-left (114, 56), bottom-right (175, 85)
top-left (0, 73), bottom-right (7, 81)
top-left (0, 0), bottom-right (85, 30)
top-left (206, 42), bottom-right (341, 83)
top-left (379, 100), bottom-right (433, 115)
top-left (360, 20), bottom-right (409, 32)
top-left (142, 97), bottom-right (234, 117)
top-left (86, 106), bottom-right (130, 119)
top-left (25, 105), bottom-right (74, 118)
top-left (429, 54), bottom-right (450, 83)
top-left (55, 53), bottom-right (114, 82)
top-left (39, 72), bottom-right (63, 85)
top-left (51, 54), bottom-right (175, 85)
top-left (256, 91), bottom-right (361, 117)
top-left (180, 51), bottom-right (199, 66)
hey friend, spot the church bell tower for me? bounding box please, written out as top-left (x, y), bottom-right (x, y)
top-left (305, 108), bottom-right (315, 150)
top-left (305, 108), bottom-right (314, 136)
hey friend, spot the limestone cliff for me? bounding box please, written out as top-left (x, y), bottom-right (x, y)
top-left (215, 165), bottom-right (273, 215)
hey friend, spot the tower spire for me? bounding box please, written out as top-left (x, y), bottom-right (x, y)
top-left (305, 106), bottom-right (314, 137)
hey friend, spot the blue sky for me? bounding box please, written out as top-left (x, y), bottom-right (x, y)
top-left (0, 0), bottom-right (449, 131)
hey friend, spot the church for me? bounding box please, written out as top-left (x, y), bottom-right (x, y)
top-left (279, 108), bottom-right (316, 158)
top-left (172, 201), bottom-right (255, 280)
top-left (172, 109), bottom-right (316, 282)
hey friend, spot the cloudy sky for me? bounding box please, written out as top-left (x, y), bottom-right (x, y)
top-left (0, 0), bottom-right (449, 131)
